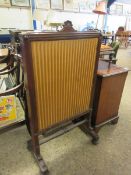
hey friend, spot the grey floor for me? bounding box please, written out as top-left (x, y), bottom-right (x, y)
top-left (0, 48), bottom-right (131, 175)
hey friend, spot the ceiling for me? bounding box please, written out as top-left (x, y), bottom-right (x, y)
top-left (116, 0), bottom-right (131, 4)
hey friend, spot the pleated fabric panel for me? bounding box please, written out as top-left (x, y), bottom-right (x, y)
top-left (31, 38), bottom-right (98, 131)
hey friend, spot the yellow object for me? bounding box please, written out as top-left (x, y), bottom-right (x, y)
top-left (31, 38), bottom-right (98, 131)
top-left (0, 95), bottom-right (17, 123)
top-left (101, 44), bottom-right (112, 50)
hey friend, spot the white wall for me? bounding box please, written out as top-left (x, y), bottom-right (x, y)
top-left (0, 2), bottom-right (131, 32)
top-left (33, 9), bottom-right (104, 31)
top-left (126, 17), bottom-right (131, 30)
top-left (0, 7), bottom-right (33, 30)
top-left (106, 15), bottom-right (126, 32)
top-left (0, 6), bottom-right (104, 31)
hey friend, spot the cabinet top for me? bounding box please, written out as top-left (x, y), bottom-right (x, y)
top-left (97, 61), bottom-right (128, 77)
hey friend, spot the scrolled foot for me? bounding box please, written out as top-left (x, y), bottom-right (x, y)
top-left (40, 169), bottom-right (49, 175)
top-left (33, 154), bottom-right (48, 175)
top-left (38, 155), bottom-right (48, 173)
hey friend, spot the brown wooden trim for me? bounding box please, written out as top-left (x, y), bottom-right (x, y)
top-left (97, 71), bottom-right (128, 78)
top-left (39, 118), bottom-right (88, 145)
top-left (19, 31), bottom-right (101, 42)
top-left (38, 110), bottom-right (90, 135)
top-left (88, 34), bottom-right (102, 112)
top-left (91, 77), bottom-right (103, 127)
top-left (97, 61), bottom-right (128, 78)
top-left (93, 115), bottom-right (119, 129)
top-left (20, 36), bottom-right (41, 157)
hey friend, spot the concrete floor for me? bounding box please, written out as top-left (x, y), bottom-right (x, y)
top-left (0, 48), bottom-right (131, 175)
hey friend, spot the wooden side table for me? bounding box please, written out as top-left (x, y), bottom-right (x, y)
top-left (91, 61), bottom-right (128, 132)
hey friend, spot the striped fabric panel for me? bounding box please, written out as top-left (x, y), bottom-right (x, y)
top-left (31, 38), bottom-right (98, 131)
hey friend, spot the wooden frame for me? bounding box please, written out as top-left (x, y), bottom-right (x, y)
top-left (20, 31), bottom-right (101, 174)
top-left (0, 0), bottom-right (11, 7)
top-left (11, 0), bottom-right (30, 7)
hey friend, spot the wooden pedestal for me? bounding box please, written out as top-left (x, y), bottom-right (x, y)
top-left (91, 61), bottom-right (128, 132)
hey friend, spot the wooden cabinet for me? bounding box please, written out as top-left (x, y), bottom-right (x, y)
top-left (91, 61), bottom-right (128, 132)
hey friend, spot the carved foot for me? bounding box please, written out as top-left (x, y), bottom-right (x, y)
top-left (40, 171), bottom-right (49, 175)
top-left (94, 127), bottom-right (100, 133)
top-left (27, 140), bottom-right (48, 174)
top-left (92, 136), bottom-right (99, 145)
top-left (34, 154), bottom-right (48, 175)
top-left (79, 124), bottom-right (100, 144)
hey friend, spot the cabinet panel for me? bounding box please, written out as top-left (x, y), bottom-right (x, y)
top-left (92, 61), bottom-right (128, 129)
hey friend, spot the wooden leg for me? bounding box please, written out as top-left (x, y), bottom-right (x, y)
top-left (88, 112), bottom-right (99, 145)
top-left (27, 134), bottom-right (48, 175)
top-left (34, 153), bottom-right (48, 175)
top-left (79, 123), bottom-right (99, 145)
top-left (94, 127), bottom-right (100, 134)
top-left (24, 93), bottom-right (31, 135)
top-left (90, 128), bottom-right (99, 145)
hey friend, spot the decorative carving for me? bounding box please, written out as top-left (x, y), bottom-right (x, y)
top-left (60, 20), bottom-right (77, 32)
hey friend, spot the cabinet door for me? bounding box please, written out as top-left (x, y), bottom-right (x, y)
top-left (93, 72), bottom-right (127, 125)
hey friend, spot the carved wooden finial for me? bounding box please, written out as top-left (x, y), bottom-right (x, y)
top-left (60, 20), bottom-right (77, 32)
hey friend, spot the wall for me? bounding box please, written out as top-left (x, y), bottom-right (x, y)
top-left (0, 7), bottom-right (33, 30)
top-left (33, 9), bottom-right (104, 31)
top-left (0, 0), bottom-right (104, 31)
top-left (0, 1), bottom-right (131, 32)
top-left (106, 15), bottom-right (126, 32)
top-left (31, 2), bottom-right (131, 31)
top-left (106, 2), bottom-right (131, 32)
